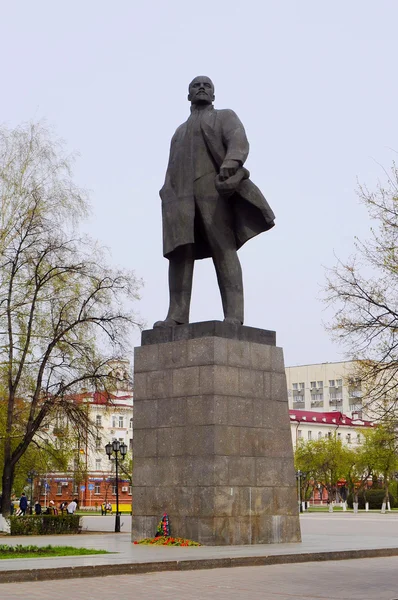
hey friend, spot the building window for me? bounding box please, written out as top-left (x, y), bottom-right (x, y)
top-left (129, 438), bottom-right (133, 450)
top-left (329, 392), bottom-right (343, 406)
top-left (299, 382), bottom-right (305, 391)
top-left (307, 431), bottom-right (312, 440)
top-left (347, 433), bottom-right (351, 444)
top-left (95, 437), bottom-right (101, 450)
top-left (310, 381), bottom-right (316, 389)
top-left (318, 432), bottom-right (322, 440)
top-left (317, 381), bottom-right (323, 389)
top-left (118, 416), bottom-right (124, 428)
top-left (357, 434), bottom-right (361, 444)
top-left (297, 430), bottom-right (302, 439)
top-left (112, 415), bottom-right (117, 428)
top-left (95, 459), bottom-right (101, 470)
top-left (329, 380), bottom-right (335, 387)
top-left (112, 485), bottom-right (117, 495)
top-left (336, 379), bottom-right (342, 387)
top-left (56, 483), bottom-right (62, 495)
top-left (96, 415), bottom-right (102, 427)
top-left (95, 483), bottom-right (101, 495)
top-left (312, 393), bottom-right (323, 401)
top-left (128, 485), bottom-right (132, 495)
top-left (73, 484), bottom-right (78, 494)
top-left (129, 418), bottom-right (133, 429)
top-left (292, 383), bottom-right (298, 390)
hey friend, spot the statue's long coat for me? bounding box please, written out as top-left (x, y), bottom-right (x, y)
top-left (160, 106), bottom-right (275, 259)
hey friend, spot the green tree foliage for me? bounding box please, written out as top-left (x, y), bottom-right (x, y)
top-left (363, 425), bottom-right (398, 502)
top-left (0, 122), bottom-right (142, 515)
top-left (296, 426), bottom-right (398, 506)
top-left (295, 436), bottom-right (354, 501)
top-left (345, 430), bottom-right (375, 503)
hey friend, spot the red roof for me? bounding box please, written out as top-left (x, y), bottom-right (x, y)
top-left (289, 409), bottom-right (374, 428)
top-left (70, 391), bottom-right (133, 405)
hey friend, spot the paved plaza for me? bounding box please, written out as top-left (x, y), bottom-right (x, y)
top-left (2, 513), bottom-right (398, 572)
top-left (0, 556), bottom-right (398, 599)
top-left (1, 513), bottom-right (398, 599)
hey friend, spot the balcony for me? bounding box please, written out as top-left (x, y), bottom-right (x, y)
top-left (329, 398), bottom-right (343, 406)
top-left (349, 402), bottom-right (363, 412)
top-left (293, 400), bottom-right (305, 409)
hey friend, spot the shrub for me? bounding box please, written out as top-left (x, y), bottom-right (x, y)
top-left (9, 515), bottom-right (82, 535)
top-left (347, 489), bottom-right (395, 510)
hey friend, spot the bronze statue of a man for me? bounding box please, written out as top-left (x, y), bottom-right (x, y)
top-left (154, 76), bottom-right (275, 328)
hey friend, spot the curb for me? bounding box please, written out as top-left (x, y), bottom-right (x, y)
top-left (1, 546), bottom-right (398, 584)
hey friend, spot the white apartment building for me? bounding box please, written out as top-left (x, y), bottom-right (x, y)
top-left (285, 361), bottom-right (364, 419)
top-left (289, 409), bottom-right (374, 449)
top-left (39, 361), bottom-right (134, 508)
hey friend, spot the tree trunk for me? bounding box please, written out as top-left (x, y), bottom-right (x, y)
top-left (381, 486), bottom-right (387, 513)
top-left (1, 459), bottom-right (14, 518)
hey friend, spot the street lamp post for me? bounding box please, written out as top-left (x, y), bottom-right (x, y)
top-left (295, 470), bottom-right (306, 513)
top-left (105, 440), bottom-right (128, 533)
top-left (27, 470), bottom-right (36, 515)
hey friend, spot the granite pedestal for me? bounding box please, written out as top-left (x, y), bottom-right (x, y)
top-left (132, 321), bottom-right (301, 546)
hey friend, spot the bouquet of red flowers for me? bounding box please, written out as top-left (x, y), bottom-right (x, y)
top-left (155, 512), bottom-right (170, 537)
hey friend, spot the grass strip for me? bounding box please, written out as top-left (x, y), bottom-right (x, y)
top-left (0, 544), bottom-right (110, 559)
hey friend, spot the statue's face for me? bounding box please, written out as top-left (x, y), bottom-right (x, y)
top-left (188, 76), bottom-right (215, 105)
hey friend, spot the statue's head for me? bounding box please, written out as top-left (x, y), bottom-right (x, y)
top-left (188, 76), bottom-right (215, 106)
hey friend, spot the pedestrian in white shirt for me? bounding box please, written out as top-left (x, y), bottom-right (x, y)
top-left (67, 498), bottom-right (78, 514)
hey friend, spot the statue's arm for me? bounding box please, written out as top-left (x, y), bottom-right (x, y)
top-left (160, 130), bottom-right (179, 192)
top-left (219, 110), bottom-right (249, 180)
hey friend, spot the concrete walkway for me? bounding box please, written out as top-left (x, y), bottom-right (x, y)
top-left (1, 513), bottom-right (398, 583)
top-left (81, 514), bottom-right (132, 532)
top-left (2, 557), bottom-right (398, 600)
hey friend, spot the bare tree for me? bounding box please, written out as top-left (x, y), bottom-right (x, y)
top-left (0, 122), bottom-right (142, 516)
top-left (325, 162), bottom-right (398, 421)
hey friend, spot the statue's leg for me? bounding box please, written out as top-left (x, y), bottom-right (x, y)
top-left (212, 245), bottom-right (243, 325)
top-left (165, 244), bottom-right (195, 324)
top-left (194, 176), bottom-right (244, 324)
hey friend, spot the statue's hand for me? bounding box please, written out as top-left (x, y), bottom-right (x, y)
top-left (219, 160), bottom-right (240, 181)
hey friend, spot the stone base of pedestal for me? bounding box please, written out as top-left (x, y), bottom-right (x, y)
top-left (132, 321), bottom-right (301, 546)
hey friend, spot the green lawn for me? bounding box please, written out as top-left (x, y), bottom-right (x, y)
top-left (0, 544), bottom-right (110, 559)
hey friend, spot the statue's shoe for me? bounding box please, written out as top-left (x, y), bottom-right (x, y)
top-left (223, 318), bottom-right (242, 326)
top-left (153, 318), bottom-right (180, 328)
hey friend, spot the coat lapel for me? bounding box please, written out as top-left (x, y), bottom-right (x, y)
top-left (200, 110), bottom-right (225, 167)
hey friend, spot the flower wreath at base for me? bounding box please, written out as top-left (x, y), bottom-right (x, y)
top-left (133, 536), bottom-right (201, 546)
top-left (133, 513), bottom-right (201, 546)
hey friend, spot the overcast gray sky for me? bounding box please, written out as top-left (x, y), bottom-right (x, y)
top-left (1, 1), bottom-right (397, 365)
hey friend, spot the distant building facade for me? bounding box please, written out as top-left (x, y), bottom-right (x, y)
top-left (285, 361), bottom-right (364, 419)
top-left (37, 362), bottom-right (134, 510)
top-left (289, 409), bottom-right (374, 449)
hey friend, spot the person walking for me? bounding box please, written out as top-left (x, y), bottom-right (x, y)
top-left (19, 493), bottom-right (28, 515)
top-left (34, 500), bottom-right (42, 515)
top-left (67, 498), bottom-right (78, 514)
